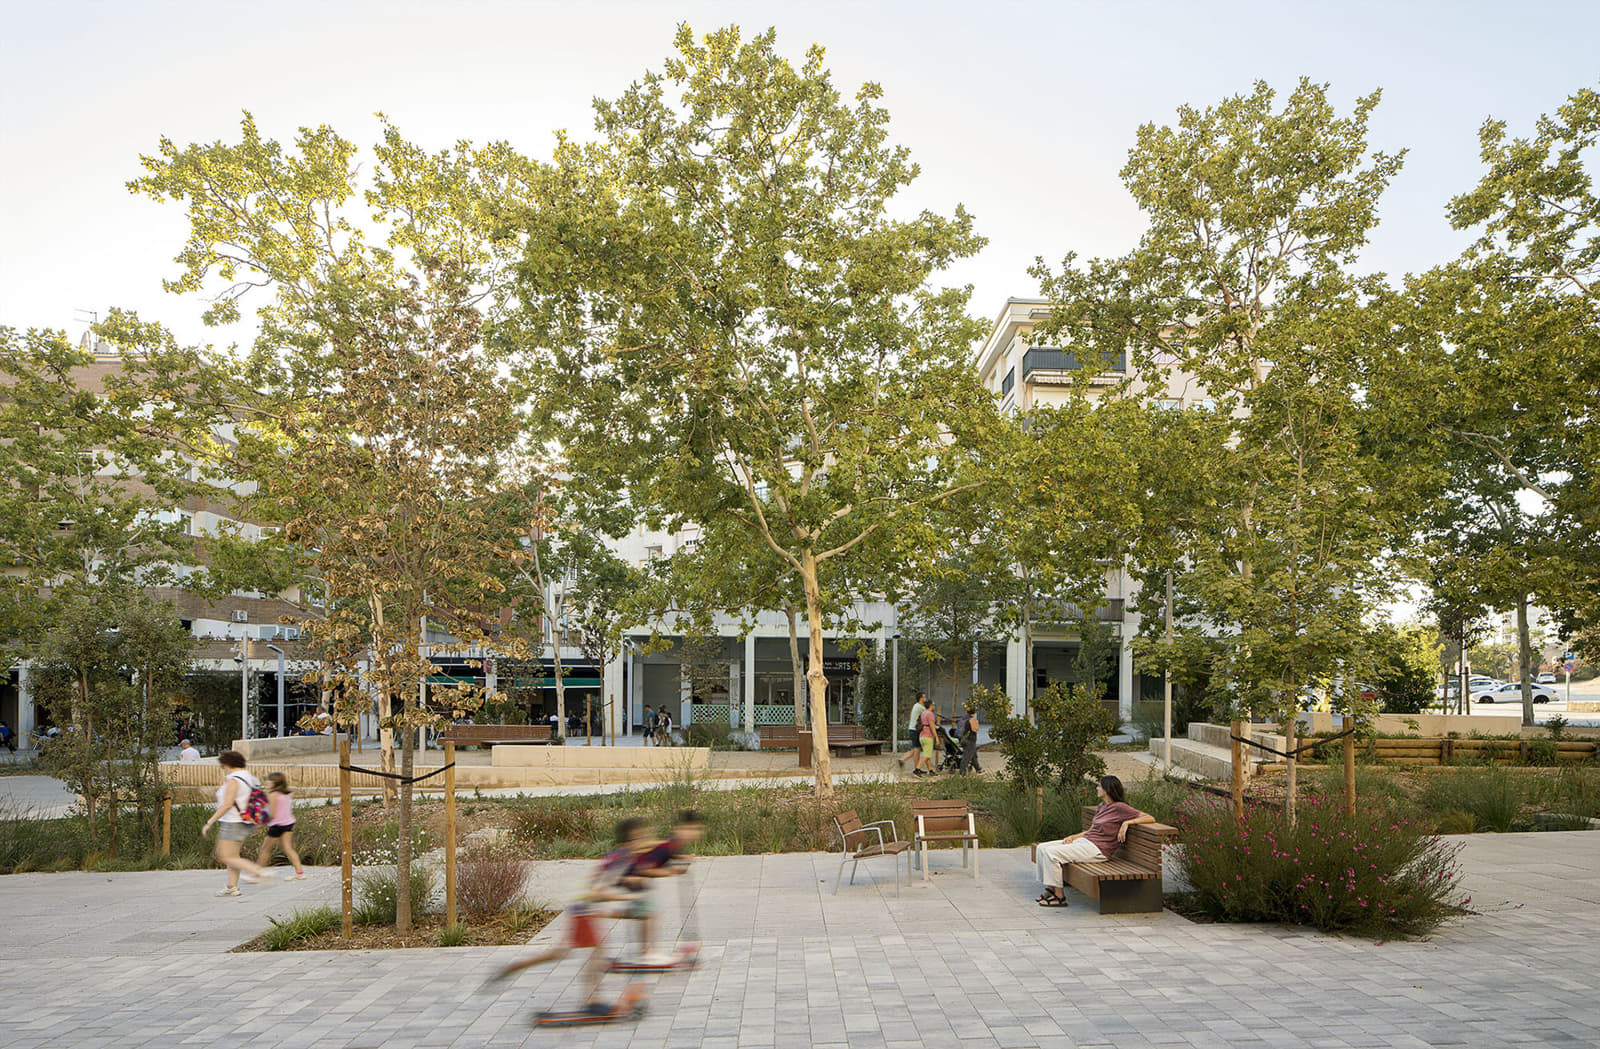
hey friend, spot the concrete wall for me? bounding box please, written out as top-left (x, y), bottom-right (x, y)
top-left (231, 735), bottom-right (338, 761)
top-left (1303, 712), bottom-right (1524, 736)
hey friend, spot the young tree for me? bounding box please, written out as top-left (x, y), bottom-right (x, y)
top-left (127, 116), bottom-right (542, 931)
top-left (518, 27), bottom-right (995, 794)
top-left (1034, 79), bottom-right (1414, 822)
top-left (33, 588), bottom-right (192, 854)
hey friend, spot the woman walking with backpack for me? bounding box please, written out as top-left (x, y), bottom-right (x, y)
top-left (202, 750), bottom-right (273, 897)
top-left (255, 772), bottom-right (307, 881)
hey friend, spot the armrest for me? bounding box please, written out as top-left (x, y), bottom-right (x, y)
top-left (861, 818), bottom-right (899, 842)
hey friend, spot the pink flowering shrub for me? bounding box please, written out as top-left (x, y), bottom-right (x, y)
top-left (1174, 793), bottom-right (1465, 937)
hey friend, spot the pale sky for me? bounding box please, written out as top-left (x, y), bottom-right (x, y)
top-left (3, 0), bottom-right (1598, 349)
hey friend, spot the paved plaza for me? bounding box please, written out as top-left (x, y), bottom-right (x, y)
top-left (1, 829), bottom-right (1597, 1049)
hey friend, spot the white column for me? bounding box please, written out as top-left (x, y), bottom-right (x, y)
top-left (728, 658), bottom-right (742, 728)
top-left (1117, 631), bottom-right (1135, 724)
top-left (1005, 633), bottom-right (1027, 716)
top-left (744, 633), bottom-right (757, 731)
top-left (630, 646), bottom-right (644, 733)
top-left (680, 670), bottom-right (692, 730)
top-left (16, 663), bottom-right (34, 747)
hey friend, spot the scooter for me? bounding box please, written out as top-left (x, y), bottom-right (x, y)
top-left (532, 982), bottom-right (648, 1027)
top-left (607, 859), bottom-right (700, 973)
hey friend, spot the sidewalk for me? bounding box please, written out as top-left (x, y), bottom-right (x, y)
top-left (0, 832), bottom-right (1596, 1047)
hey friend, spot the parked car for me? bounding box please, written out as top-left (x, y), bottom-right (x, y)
top-left (1536, 672), bottom-right (1557, 685)
top-left (1472, 681), bottom-right (1556, 704)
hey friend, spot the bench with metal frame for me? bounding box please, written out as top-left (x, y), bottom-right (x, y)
top-left (911, 798), bottom-right (979, 881)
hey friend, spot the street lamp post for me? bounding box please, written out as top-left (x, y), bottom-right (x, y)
top-left (237, 634), bottom-right (251, 741)
top-left (265, 644), bottom-right (286, 738)
top-left (1164, 568), bottom-right (1173, 769)
top-left (891, 631), bottom-right (901, 755)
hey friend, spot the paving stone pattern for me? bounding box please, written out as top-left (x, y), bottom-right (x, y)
top-left (0, 833), bottom-right (1597, 1047)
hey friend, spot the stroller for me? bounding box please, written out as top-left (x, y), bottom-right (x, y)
top-left (935, 721), bottom-right (963, 774)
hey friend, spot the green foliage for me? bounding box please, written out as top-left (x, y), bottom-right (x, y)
top-left (519, 24), bottom-right (996, 792)
top-left (1035, 79), bottom-right (1416, 759)
top-left (1372, 622), bottom-right (1442, 715)
top-left (437, 924), bottom-right (471, 947)
top-left (261, 906), bottom-right (340, 951)
top-left (1418, 768), bottom-right (1522, 832)
top-left (354, 862), bottom-right (435, 926)
top-left (852, 643), bottom-right (912, 746)
top-left (32, 588), bottom-right (193, 855)
top-left (975, 682), bottom-right (1114, 794)
top-left (1174, 794), bottom-right (1464, 937)
top-left (179, 672), bottom-right (243, 755)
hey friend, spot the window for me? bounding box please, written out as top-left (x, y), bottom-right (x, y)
top-left (1000, 367), bottom-right (1015, 397)
top-left (645, 545), bottom-right (663, 561)
top-left (1154, 399), bottom-right (1183, 411)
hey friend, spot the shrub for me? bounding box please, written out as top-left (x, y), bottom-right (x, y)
top-left (1527, 740), bottom-right (1560, 767)
top-left (1174, 793), bottom-right (1464, 937)
top-left (261, 906), bottom-right (340, 950)
top-left (458, 842), bottom-right (527, 916)
top-left (438, 924), bottom-right (471, 947)
top-left (354, 862), bottom-right (435, 925)
top-left (975, 681), bottom-right (1115, 794)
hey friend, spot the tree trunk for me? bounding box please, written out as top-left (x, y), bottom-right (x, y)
top-left (784, 603), bottom-right (805, 728)
top-left (799, 552), bottom-right (833, 796)
top-left (1517, 593), bottom-right (1534, 727)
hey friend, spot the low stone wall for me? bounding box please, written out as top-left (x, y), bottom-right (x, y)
top-left (490, 744), bottom-right (710, 771)
top-left (231, 735), bottom-right (338, 761)
top-left (1302, 712), bottom-right (1524, 735)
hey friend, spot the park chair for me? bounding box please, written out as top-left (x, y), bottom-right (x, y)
top-left (832, 810), bottom-right (912, 896)
top-left (911, 798), bottom-right (979, 881)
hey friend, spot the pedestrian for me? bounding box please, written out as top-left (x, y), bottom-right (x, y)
top-left (255, 772), bottom-right (307, 881)
top-left (895, 693), bottom-right (927, 771)
top-left (622, 809), bottom-right (705, 964)
top-left (914, 695), bottom-right (938, 775)
top-left (642, 705), bottom-right (655, 746)
top-left (494, 818), bottom-right (650, 1012)
top-left (1034, 775), bottom-right (1154, 906)
top-left (0, 719), bottom-right (14, 754)
top-left (959, 704), bottom-right (982, 774)
top-left (178, 738), bottom-right (201, 762)
top-left (656, 708), bottom-right (673, 746)
top-left (202, 750), bottom-right (273, 897)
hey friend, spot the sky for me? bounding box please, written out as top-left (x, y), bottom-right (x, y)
top-left (3, 0), bottom-right (1599, 350)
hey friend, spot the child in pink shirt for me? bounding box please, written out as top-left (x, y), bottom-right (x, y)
top-left (256, 771), bottom-right (307, 881)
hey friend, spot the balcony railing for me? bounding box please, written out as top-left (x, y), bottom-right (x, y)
top-left (1021, 346), bottom-right (1126, 383)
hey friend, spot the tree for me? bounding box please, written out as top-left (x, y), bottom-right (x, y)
top-left (518, 26), bottom-right (995, 794)
top-left (127, 116), bottom-right (542, 931)
top-left (0, 328), bottom-right (195, 651)
top-left (33, 588), bottom-right (192, 855)
top-left (974, 681), bottom-right (1115, 797)
top-left (1034, 79), bottom-right (1415, 823)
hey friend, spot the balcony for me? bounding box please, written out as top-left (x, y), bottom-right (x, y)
top-left (1021, 346), bottom-right (1126, 384)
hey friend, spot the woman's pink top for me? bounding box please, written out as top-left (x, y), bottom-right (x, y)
top-left (269, 792), bottom-right (294, 827)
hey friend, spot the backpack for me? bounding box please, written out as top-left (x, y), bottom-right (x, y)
top-left (233, 774), bottom-right (271, 825)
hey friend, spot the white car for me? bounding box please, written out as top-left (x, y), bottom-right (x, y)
top-left (1472, 681), bottom-right (1556, 704)
top-left (1536, 673), bottom-right (1557, 685)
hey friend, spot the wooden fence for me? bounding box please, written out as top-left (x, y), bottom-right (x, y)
top-left (1305, 736), bottom-right (1597, 767)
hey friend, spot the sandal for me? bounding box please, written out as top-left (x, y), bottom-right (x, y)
top-left (1037, 893), bottom-right (1069, 907)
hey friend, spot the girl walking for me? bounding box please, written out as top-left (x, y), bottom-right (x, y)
top-left (256, 771), bottom-right (307, 881)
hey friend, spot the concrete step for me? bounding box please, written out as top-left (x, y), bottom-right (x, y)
top-left (1151, 723), bottom-right (1290, 782)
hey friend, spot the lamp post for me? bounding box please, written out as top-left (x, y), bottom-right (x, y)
top-left (236, 634), bottom-right (251, 741)
top-left (1162, 569), bottom-right (1174, 768)
top-left (265, 644), bottom-right (286, 738)
top-left (891, 631), bottom-right (901, 755)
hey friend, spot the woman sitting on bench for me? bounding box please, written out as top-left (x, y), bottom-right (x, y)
top-left (1035, 775), bottom-right (1153, 906)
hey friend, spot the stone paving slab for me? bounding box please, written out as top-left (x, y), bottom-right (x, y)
top-left (0, 834), bottom-right (1597, 1047)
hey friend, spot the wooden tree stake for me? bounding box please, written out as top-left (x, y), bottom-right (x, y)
top-left (444, 741), bottom-right (457, 928)
top-left (1343, 714), bottom-right (1356, 818)
top-left (1230, 719), bottom-right (1246, 826)
top-left (339, 737), bottom-right (353, 941)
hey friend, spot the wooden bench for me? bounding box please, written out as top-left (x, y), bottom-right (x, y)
top-left (758, 725), bottom-right (802, 750)
top-left (825, 724), bottom-right (887, 757)
top-left (758, 724), bottom-right (886, 756)
top-left (1061, 805), bottom-right (1178, 914)
top-left (911, 798), bottom-right (979, 881)
top-left (435, 724), bottom-right (553, 747)
top-left (832, 809), bottom-right (913, 896)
